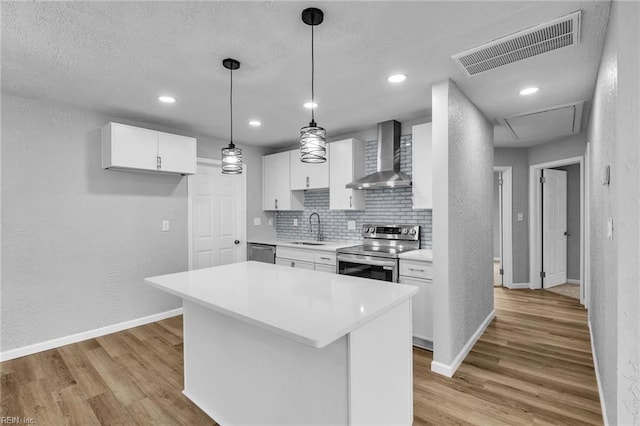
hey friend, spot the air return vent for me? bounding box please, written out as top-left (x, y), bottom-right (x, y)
top-left (452, 11), bottom-right (581, 76)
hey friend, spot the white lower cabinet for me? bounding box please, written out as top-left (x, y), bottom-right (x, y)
top-left (276, 258), bottom-right (315, 270)
top-left (276, 246), bottom-right (336, 273)
top-left (399, 259), bottom-right (433, 349)
top-left (314, 264), bottom-right (336, 273)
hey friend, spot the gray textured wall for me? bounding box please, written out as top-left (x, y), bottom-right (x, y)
top-left (493, 172), bottom-right (500, 259)
top-left (612, 2), bottom-right (640, 423)
top-left (494, 148), bottom-right (529, 283)
top-left (587, 1), bottom-right (640, 424)
top-left (275, 135), bottom-right (432, 247)
top-left (552, 164), bottom-right (580, 281)
top-left (529, 134), bottom-right (587, 165)
top-left (0, 94), bottom-right (270, 353)
top-left (586, 3), bottom-right (618, 423)
top-left (433, 79), bottom-right (494, 366)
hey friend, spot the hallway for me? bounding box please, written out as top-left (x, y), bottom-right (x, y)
top-left (413, 287), bottom-right (602, 425)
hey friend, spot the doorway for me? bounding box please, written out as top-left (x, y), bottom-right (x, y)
top-left (187, 158), bottom-right (247, 270)
top-left (493, 166), bottom-right (513, 288)
top-left (529, 156), bottom-right (585, 305)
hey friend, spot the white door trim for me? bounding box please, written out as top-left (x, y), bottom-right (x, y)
top-left (494, 166), bottom-right (513, 287)
top-left (528, 156), bottom-right (585, 305)
top-left (187, 158), bottom-right (247, 270)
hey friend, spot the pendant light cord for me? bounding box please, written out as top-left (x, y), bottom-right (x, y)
top-left (229, 67), bottom-right (234, 146)
top-left (311, 21), bottom-right (315, 124)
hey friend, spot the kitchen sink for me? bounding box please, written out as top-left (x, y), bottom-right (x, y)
top-left (289, 241), bottom-right (325, 246)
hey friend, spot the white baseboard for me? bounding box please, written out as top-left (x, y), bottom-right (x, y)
top-left (0, 307), bottom-right (183, 362)
top-left (505, 282), bottom-right (530, 289)
top-left (493, 257), bottom-right (501, 262)
top-left (588, 320), bottom-right (609, 426)
top-left (567, 279), bottom-right (581, 285)
top-left (431, 309), bottom-right (496, 377)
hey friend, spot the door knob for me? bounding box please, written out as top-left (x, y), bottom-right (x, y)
top-left (564, 232), bottom-right (570, 236)
top-left (234, 240), bottom-right (240, 244)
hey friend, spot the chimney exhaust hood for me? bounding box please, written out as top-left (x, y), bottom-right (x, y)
top-left (346, 120), bottom-right (412, 189)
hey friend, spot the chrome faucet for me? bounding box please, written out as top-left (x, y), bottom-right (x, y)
top-left (309, 212), bottom-right (322, 241)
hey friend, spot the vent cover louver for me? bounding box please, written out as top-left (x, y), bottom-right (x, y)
top-left (452, 11), bottom-right (581, 76)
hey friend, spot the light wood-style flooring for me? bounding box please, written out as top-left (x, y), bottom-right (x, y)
top-left (1, 288), bottom-right (602, 425)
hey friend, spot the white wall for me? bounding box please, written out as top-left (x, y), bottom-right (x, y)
top-left (493, 172), bottom-right (500, 259)
top-left (432, 79), bottom-right (494, 371)
top-left (0, 94), bottom-right (272, 354)
top-left (587, 0), bottom-right (640, 423)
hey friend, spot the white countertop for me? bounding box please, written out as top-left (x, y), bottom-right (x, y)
top-left (248, 239), bottom-right (357, 252)
top-left (398, 249), bottom-right (433, 261)
top-left (145, 262), bottom-right (417, 349)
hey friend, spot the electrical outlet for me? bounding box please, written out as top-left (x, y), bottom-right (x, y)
top-left (268, 218), bottom-right (273, 226)
top-left (517, 213), bottom-right (524, 222)
top-left (161, 220), bottom-right (170, 231)
top-left (293, 219), bottom-right (298, 227)
top-left (253, 217), bottom-right (261, 226)
top-left (348, 220), bottom-right (356, 230)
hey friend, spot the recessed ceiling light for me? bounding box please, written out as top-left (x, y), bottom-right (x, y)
top-left (304, 102), bottom-right (318, 109)
top-left (387, 74), bottom-right (407, 83)
top-left (249, 120), bottom-right (262, 127)
top-left (519, 87), bottom-right (539, 96)
top-left (158, 96), bottom-right (176, 103)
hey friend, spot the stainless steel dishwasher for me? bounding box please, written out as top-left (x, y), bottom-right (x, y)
top-left (247, 243), bottom-right (276, 264)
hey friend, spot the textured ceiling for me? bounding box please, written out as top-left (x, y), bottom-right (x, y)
top-left (1, 1), bottom-right (610, 148)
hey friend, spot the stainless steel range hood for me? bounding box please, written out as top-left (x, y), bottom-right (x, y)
top-left (346, 120), bottom-right (412, 189)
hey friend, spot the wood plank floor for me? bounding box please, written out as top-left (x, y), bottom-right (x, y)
top-left (1, 287), bottom-right (602, 425)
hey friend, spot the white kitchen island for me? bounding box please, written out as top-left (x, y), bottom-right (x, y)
top-left (145, 261), bottom-right (418, 426)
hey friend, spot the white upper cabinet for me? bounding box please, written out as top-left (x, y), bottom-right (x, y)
top-left (102, 122), bottom-right (196, 175)
top-left (412, 123), bottom-right (433, 209)
top-left (329, 138), bottom-right (365, 210)
top-left (157, 131), bottom-right (197, 174)
top-left (289, 147), bottom-right (329, 190)
top-left (263, 151), bottom-right (304, 211)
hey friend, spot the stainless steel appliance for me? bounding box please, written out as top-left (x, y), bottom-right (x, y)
top-left (337, 224), bottom-right (420, 282)
top-left (248, 243), bottom-right (276, 264)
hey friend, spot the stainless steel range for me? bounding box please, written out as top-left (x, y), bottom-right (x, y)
top-left (337, 224), bottom-right (420, 282)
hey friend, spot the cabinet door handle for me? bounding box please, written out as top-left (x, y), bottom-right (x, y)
top-left (349, 195), bottom-right (352, 208)
top-left (319, 257), bottom-right (331, 261)
top-left (408, 268), bottom-right (425, 272)
top-left (275, 199), bottom-right (278, 209)
top-left (291, 261), bottom-right (295, 267)
top-left (157, 155), bottom-right (162, 170)
top-left (306, 176), bottom-right (310, 188)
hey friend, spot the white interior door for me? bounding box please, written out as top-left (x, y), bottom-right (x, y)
top-left (542, 169), bottom-right (567, 288)
top-left (190, 159), bottom-right (245, 269)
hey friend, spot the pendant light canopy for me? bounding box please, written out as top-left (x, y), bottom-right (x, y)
top-left (299, 7), bottom-right (326, 164)
top-left (221, 58), bottom-right (243, 174)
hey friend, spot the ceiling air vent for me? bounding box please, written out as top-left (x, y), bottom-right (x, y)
top-left (452, 11), bottom-right (581, 76)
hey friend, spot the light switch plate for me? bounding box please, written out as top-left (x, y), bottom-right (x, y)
top-left (268, 218), bottom-right (273, 226)
top-left (517, 213), bottom-right (524, 222)
top-left (161, 220), bottom-right (170, 231)
top-left (253, 217), bottom-right (261, 226)
top-left (348, 220), bottom-right (356, 230)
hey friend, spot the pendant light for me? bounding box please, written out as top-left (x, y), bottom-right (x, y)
top-left (299, 7), bottom-right (326, 163)
top-left (221, 58), bottom-right (243, 174)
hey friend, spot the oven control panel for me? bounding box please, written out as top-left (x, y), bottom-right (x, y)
top-left (362, 224), bottom-right (420, 241)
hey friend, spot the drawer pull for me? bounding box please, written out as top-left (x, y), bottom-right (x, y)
top-left (408, 268), bottom-right (425, 272)
top-left (319, 257), bottom-right (331, 260)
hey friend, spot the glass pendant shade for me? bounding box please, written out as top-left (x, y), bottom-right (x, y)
top-left (300, 122), bottom-right (326, 163)
top-left (221, 142), bottom-right (243, 174)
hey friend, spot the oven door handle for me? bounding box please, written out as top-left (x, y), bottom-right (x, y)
top-left (336, 253), bottom-right (397, 268)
